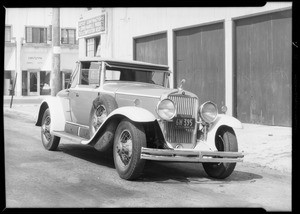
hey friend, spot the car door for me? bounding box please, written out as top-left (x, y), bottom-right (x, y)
top-left (69, 61), bottom-right (101, 126)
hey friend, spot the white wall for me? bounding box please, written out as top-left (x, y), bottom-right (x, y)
top-left (110, 2), bottom-right (292, 115)
top-left (111, 2), bottom-right (292, 60)
top-left (5, 8), bottom-right (85, 41)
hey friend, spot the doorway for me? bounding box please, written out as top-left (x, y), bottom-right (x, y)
top-left (27, 70), bottom-right (40, 96)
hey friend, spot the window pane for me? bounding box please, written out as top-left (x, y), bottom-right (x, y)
top-left (5, 26), bottom-right (11, 42)
top-left (32, 28), bottom-right (40, 43)
top-left (40, 71), bottom-right (51, 95)
top-left (40, 28), bottom-right (46, 43)
top-left (64, 73), bottom-right (71, 89)
top-left (26, 27), bottom-right (32, 43)
top-left (86, 38), bottom-right (95, 57)
top-left (69, 30), bottom-right (75, 44)
top-left (61, 29), bottom-right (68, 44)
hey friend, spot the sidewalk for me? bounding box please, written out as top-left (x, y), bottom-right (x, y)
top-left (3, 102), bottom-right (292, 173)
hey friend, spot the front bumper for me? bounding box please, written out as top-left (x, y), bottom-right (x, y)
top-left (141, 147), bottom-right (244, 163)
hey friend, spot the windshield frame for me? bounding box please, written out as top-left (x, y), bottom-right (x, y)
top-left (103, 62), bottom-right (170, 87)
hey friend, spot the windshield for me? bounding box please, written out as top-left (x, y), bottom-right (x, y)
top-left (105, 66), bottom-right (167, 87)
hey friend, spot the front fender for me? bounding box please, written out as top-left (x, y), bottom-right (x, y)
top-left (35, 97), bottom-right (66, 132)
top-left (108, 106), bottom-right (157, 122)
top-left (204, 114), bottom-right (243, 151)
top-left (82, 106), bottom-right (157, 145)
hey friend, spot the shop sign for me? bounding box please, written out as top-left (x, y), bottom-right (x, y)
top-left (21, 50), bottom-right (51, 70)
top-left (78, 13), bottom-right (106, 38)
top-left (26, 56), bottom-right (44, 68)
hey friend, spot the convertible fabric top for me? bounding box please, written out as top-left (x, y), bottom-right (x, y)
top-left (78, 57), bottom-right (170, 72)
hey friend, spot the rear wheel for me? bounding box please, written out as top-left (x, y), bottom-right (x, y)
top-left (41, 109), bottom-right (60, 151)
top-left (202, 126), bottom-right (238, 179)
top-left (113, 119), bottom-right (146, 180)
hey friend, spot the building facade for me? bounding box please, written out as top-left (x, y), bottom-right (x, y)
top-left (78, 3), bottom-right (292, 126)
top-left (4, 8), bottom-right (86, 97)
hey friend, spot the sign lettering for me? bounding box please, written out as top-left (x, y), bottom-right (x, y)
top-left (78, 14), bottom-right (106, 38)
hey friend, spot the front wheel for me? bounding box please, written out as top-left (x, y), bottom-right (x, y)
top-left (113, 119), bottom-right (146, 180)
top-left (41, 109), bottom-right (60, 151)
top-left (202, 126), bottom-right (238, 179)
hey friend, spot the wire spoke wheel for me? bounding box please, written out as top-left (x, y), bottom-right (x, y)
top-left (42, 115), bottom-right (52, 143)
top-left (40, 109), bottom-right (60, 151)
top-left (116, 130), bottom-right (133, 169)
top-left (113, 119), bottom-right (146, 180)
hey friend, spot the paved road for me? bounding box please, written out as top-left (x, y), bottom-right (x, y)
top-left (4, 111), bottom-right (291, 210)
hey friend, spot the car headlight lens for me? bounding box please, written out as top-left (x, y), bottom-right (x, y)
top-left (156, 99), bottom-right (176, 121)
top-left (199, 101), bottom-right (218, 123)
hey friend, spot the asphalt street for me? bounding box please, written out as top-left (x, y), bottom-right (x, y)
top-left (4, 108), bottom-right (291, 210)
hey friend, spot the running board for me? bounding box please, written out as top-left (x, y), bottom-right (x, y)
top-left (52, 131), bottom-right (86, 143)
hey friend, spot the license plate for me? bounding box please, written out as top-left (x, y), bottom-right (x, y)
top-left (173, 116), bottom-right (195, 129)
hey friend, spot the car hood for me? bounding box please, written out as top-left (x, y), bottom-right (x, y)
top-left (103, 82), bottom-right (173, 98)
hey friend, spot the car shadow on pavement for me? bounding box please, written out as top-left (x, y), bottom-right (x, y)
top-left (58, 143), bottom-right (115, 169)
top-left (138, 161), bottom-right (263, 184)
top-left (56, 143), bottom-right (262, 183)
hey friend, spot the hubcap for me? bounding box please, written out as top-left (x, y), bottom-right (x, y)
top-left (116, 130), bottom-right (133, 168)
top-left (42, 115), bottom-right (51, 143)
top-left (92, 105), bottom-right (107, 133)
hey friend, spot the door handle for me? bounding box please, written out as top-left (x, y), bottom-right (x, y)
top-left (75, 92), bottom-right (79, 97)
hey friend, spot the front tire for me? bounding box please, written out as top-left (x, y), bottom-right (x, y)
top-left (41, 109), bottom-right (60, 151)
top-left (113, 119), bottom-right (146, 180)
top-left (202, 126), bottom-right (238, 179)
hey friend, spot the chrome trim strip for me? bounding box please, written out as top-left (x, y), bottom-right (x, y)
top-left (65, 121), bottom-right (89, 129)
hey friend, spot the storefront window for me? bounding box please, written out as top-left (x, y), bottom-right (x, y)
top-left (22, 71), bottom-right (28, 96)
top-left (62, 72), bottom-right (71, 89)
top-left (61, 29), bottom-right (76, 44)
top-left (40, 71), bottom-right (51, 95)
top-left (5, 26), bottom-right (11, 42)
top-left (4, 70), bottom-right (14, 95)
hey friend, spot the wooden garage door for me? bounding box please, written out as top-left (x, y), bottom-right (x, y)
top-left (174, 23), bottom-right (225, 111)
top-left (134, 33), bottom-right (168, 65)
top-left (235, 10), bottom-right (291, 126)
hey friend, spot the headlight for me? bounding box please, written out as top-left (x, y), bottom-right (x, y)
top-left (199, 101), bottom-right (218, 123)
top-left (156, 99), bottom-right (176, 121)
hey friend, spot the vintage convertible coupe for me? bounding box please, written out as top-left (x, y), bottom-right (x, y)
top-left (36, 57), bottom-right (244, 180)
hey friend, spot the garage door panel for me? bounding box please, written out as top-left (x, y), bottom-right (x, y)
top-left (235, 10), bottom-right (291, 126)
top-left (175, 23), bottom-right (225, 110)
top-left (134, 33), bottom-right (168, 65)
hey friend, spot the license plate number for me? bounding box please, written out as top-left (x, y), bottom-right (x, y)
top-left (174, 117), bottom-right (195, 129)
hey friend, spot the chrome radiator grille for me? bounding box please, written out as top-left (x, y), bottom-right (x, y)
top-left (165, 95), bottom-right (198, 145)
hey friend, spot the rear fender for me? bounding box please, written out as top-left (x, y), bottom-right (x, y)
top-left (82, 106), bottom-right (157, 145)
top-left (35, 97), bottom-right (66, 132)
top-left (204, 114), bottom-right (243, 151)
